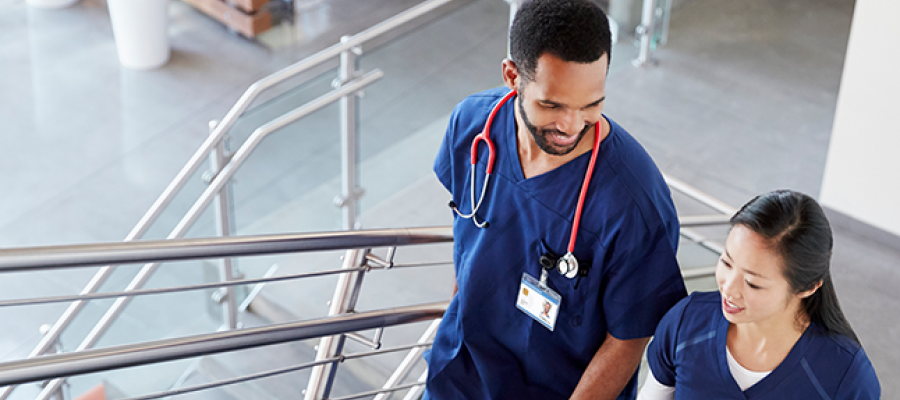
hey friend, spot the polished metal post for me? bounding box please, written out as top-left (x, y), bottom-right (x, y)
top-left (37, 325), bottom-right (68, 400)
top-left (208, 122), bottom-right (240, 330)
top-left (401, 370), bottom-right (429, 400)
top-left (373, 319), bottom-right (441, 400)
top-left (633, 0), bottom-right (658, 67)
top-left (304, 249), bottom-right (368, 400)
top-left (334, 36), bottom-right (364, 231)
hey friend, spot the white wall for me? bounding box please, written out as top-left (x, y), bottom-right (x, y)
top-left (820, 0), bottom-right (900, 237)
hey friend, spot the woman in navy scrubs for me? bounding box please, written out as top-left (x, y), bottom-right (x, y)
top-left (639, 190), bottom-right (880, 399)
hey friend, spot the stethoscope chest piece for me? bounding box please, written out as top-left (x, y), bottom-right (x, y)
top-left (557, 252), bottom-right (580, 279)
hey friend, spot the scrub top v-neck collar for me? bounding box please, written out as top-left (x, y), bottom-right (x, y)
top-left (715, 312), bottom-right (817, 398)
top-left (498, 97), bottom-right (611, 192)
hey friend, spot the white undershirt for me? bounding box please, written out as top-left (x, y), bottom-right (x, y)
top-left (636, 348), bottom-right (773, 400)
top-left (726, 347), bottom-right (772, 391)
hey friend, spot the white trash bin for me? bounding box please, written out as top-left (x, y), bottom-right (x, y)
top-left (108, 0), bottom-right (170, 70)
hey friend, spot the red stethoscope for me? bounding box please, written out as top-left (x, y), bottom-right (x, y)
top-left (450, 90), bottom-right (603, 279)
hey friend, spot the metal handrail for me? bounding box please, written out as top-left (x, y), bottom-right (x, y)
top-left (0, 261), bottom-right (452, 309)
top-left (663, 173), bottom-right (739, 216)
top-left (0, 227), bottom-right (449, 399)
top-left (122, 341), bottom-right (435, 400)
top-left (0, 227), bottom-right (452, 272)
top-left (0, 302), bottom-right (448, 387)
top-left (679, 214), bottom-right (733, 227)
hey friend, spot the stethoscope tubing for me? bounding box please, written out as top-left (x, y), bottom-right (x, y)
top-left (567, 117), bottom-right (602, 253)
top-left (453, 90), bottom-right (516, 227)
top-left (453, 90), bottom-right (603, 276)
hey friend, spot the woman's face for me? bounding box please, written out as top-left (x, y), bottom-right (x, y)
top-left (716, 225), bottom-right (804, 328)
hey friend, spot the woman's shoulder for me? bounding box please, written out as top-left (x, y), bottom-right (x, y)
top-left (804, 323), bottom-right (881, 397)
top-left (806, 322), bottom-right (866, 360)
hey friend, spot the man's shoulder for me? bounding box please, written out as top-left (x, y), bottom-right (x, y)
top-left (435, 88), bottom-right (512, 190)
top-left (458, 87), bottom-right (510, 106)
top-left (452, 87), bottom-right (510, 121)
top-left (603, 118), bottom-right (664, 180)
top-left (443, 87), bottom-right (512, 149)
top-left (594, 117), bottom-right (678, 235)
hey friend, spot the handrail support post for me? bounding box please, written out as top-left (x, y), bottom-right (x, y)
top-left (209, 124), bottom-right (241, 330)
top-left (37, 325), bottom-right (69, 400)
top-left (334, 36), bottom-right (365, 231)
top-left (633, 0), bottom-right (659, 67)
top-left (304, 248), bottom-right (369, 400)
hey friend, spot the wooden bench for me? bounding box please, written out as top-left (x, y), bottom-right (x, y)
top-left (183, 0), bottom-right (272, 37)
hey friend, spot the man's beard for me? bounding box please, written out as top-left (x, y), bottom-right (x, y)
top-left (517, 94), bottom-right (593, 156)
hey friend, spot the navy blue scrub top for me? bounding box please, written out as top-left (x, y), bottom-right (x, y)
top-left (426, 88), bottom-right (687, 399)
top-left (646, 292), bottom-right (881, 399)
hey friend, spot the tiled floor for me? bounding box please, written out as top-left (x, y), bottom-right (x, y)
top-left (0, 0), bottom-right (897, 398)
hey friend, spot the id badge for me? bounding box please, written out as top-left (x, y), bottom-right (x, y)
top-left (516, 272), bottom-right (561, 331)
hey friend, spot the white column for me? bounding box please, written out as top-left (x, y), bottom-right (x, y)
top-left (820, 0), bottom-right (900, 236)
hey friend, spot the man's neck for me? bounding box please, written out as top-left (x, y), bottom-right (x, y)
top-left (515, 116), bottom-right (608, 180)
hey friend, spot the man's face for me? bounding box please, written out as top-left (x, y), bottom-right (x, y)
top-left (514, 53), bottom-right (608, 156)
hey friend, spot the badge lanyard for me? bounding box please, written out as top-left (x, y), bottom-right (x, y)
top-left (450, 90), bottom-right (603, 280)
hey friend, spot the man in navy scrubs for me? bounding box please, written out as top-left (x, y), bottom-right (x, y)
top-left (424, 0), bottom-right (687, 399)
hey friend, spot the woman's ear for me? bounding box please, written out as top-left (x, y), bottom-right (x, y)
top-left (798, 280), bottom-right (823, 299)
top-left (501, 59), bottom-right (520, 91)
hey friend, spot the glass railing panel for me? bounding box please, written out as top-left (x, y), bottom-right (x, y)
top-left (226, 69), bottom-right (343, 230)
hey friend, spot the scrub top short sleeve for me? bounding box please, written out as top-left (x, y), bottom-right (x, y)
top-left (601, 215), bottom-right (686, 340)
top-left (646, 294), bottom-right (693, 387)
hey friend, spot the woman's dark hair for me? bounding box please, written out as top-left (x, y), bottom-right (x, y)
top-left (509, 0), bottom-right (612, 81)
top-left (730, 189), bottom-right (860, 344)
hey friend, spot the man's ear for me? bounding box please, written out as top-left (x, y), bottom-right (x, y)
top-left (502, 59), bottom-right (520, 91)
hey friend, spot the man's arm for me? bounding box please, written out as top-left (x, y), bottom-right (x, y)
top-left (569, 333), bottom-right (650, 400)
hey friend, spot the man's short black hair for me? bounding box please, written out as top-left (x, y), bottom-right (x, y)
top-left (510, 0), bottom-right (612, 81)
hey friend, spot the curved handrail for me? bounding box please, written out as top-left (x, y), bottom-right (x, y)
top-left (0, 301), bottom-right (448, 387)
